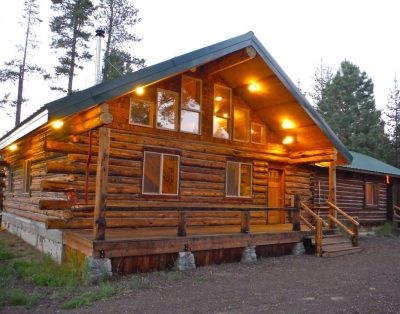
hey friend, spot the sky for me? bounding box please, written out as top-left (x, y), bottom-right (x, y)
top-left (1, 0), bottom-right (400, 136)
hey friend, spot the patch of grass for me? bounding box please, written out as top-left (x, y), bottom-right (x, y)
top-left (375, 222), bottom-right (399, 237)
top-left (164, 271), bottom-right (184, 282)
top-left (62, 283), bottom-right (116, 309)
top-left (128, 276), bottom-right (151, 290)
top-left (13, 255), bottom-right (83, 287)
top-left (0, 246), bottom-right (15, 260)
top-left (0, 288), bottom-right (38, 309)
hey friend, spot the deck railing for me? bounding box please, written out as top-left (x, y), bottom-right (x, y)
top-left (393, 205), bottom-right (400, 223)
top-left (327, 201), bottom-right (360, 246)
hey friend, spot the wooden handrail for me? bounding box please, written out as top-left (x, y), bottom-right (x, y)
top-left (300, 201), bottom-right (329, 227)
top-left (326, 201), bottom-right (360, 226)
top-left (328, 214), bottom-right (355, 237)
top-left (299, 214), bottom-right (315, 231)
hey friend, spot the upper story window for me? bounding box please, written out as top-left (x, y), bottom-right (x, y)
top-left (156, 89), bottom-right (179, 130)
top-left (22, 160), bottom-right (31, 194)
top-left (181, 76), bottom-right (202, 134)
top-left (213, 85), bottom-right (232, 139)
top-left (251, 122), bottom-right (266, 144)
top-left (365, 182), bottom-right (378, 207)
top-left (234, 107), bottom-right (250, 142)
top-left (142, 151), bottom-right (180, 195)
top-left (129, 98), bottom-right (154, 127)
top-left (226, 161), bottom-right (252, 198)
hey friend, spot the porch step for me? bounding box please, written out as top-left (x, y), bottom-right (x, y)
top-left (303, 233), bottom-right (361, 257)
top-left (322, 246), bottom-right (362, 257)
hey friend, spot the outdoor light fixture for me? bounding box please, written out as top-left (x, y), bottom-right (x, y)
top-left (281, 119), bottom-right (295, 129)
top-left (135, 87), bottom-right (144, 95)
top-left (215, 96), bottom-right (222, 102)
top-left (52, 120), bottom-right (64, 129)
top-left (282, 135), bottom-right (294, 145)
top-left (248, 82), bottom-right (259, 92)
top-left (223, 113), bottom-right (229, 118)
top-left (8, 144), bottom-right (18, 151)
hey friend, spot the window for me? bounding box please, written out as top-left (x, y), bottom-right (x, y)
top-left (143, 152), bottom-right (179, 195)
top-left (7, 166), bottom-right (14, 193)
top-left (226, 162), bottom-right (252, 197)
top-left (181, 76), bottom-right (201, 134)
top-left (129, 98), bottom-right (154, 127)
top-left (22, 160), bottom-right (31, 194)
top-left (251, 122), bottom-right (266, 144)
top-left (156, 89), bottom-right (179, 130)
top-left (234, 107), bottom-right (250, 142)
top-left (365, 182), bottom-right (378, 206)
top-left (213, 85), bottom-right (232, 139)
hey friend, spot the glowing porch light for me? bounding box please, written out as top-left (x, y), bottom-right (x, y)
top-left (223, 113), bottom-right (229, 118)
top-left (248, 82), bottom-right (259, 92)
top-left (215, 96), bottom-right (222, 102)
top-left (282, 135), bottom-right (294, 145)
top-left (52, 120), bottom-right (64, 129)
top-left (281, 119), bottom-right (295, 129)
top-left (135, 87), bottom-right (144, 95)
top-left (8, 144), bottom-right (18, 151)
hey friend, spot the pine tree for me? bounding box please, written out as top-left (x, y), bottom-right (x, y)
top-left (0, 0), bottom-right (47, 126)
top-left (386, 77), bottom-right (400, 167)
top-left (96, 0), bottom-right (145, 81)
top-left (50, 0), bottom-right (95, 94)
top-left (317, 60), bottom-right (390, 161)
top-left (309, 59), bottom-right (333, 106)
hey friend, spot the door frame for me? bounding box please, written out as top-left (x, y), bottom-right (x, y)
top-left (267, 167), bottom-right (286, 224)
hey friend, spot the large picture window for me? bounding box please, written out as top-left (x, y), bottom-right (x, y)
top-left (365, 182), bottom-right (378, 206)
top-left (181, 76), bottom-right (201, 134)
top-left (213, 85), bottom-right (232, 139)
top-left (22, 160), bottom-right (31, 194)
top-left (143, 152), bottom-right (180, 195)
top-left (251, 122), bottom-right (266, 144)
top-left (129, 98), bottom-right (154, 127)
top-left (234, 107), bottom-right (250, 142)
top-left (226, 162), bottom-right (252, 197)
top-left (156, 89), bottom-right (179, 130)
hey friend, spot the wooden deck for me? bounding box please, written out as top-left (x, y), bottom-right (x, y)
top-left (64, 224), bottom-right (312, 259)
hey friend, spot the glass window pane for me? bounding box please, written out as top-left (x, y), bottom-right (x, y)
top-left (143, 152), bottom-right (161, 193)
top-left (240, 164), bottom-right (252, 197)
top-left (157, 90), bottom-right (177, 130)
top-left (251, 123), bottom-right (266, 144)
top-left (213, 116), bottom-right (230, 139)
top-left (182, 77), bottom-right (201, 111)
top-left (234, 107), bottom-right (250, 142)
top-left (162, 155), bottom-right (179, 194)
top-left (227, 162), bottom-right (239, 196)
top-left (129, 99), bottom-right (153, 126)
top-left (214, 85), bottom-right (231, 118)
top-left (181, 110), bottom-right (200, 134)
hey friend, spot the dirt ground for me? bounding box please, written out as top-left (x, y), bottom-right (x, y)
top-left (3, 235), bottom-right (400, 314)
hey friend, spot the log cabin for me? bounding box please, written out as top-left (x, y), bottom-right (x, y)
top-left (313, 151), bottom-right (400, 225)
top-left (0, 32), bottom-right (365, 272)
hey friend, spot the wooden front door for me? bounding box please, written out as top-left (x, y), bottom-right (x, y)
top-left (267, 170), bottom-right (285, 224)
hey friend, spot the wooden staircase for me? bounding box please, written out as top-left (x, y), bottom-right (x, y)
top-left (298, 198), bottom-right (361, 257)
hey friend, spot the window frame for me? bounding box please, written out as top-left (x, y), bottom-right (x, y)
top-left (225, 161), bottom-right (252, 198)
top-left (365, 181), bottom-right (378, 207)
top-left (156, 88), bottom-right (179, 131)
top-left (142, 151), bottom-right (180, 196)
top-left (180, 75), bottom-right (202, 135)
top-left (251, 122), bottom-right (266, 145)
top-left (213, 84), bottom-right (232, 140)
top-left (128, 97), bottom-right (155, 128)
top-left (22, 160), bottom-right (31, 194)
top-left (233, 106), bottom-right (251, 143)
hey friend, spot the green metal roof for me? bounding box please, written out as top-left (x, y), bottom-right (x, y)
top-left (0, 31), bottom-right (352, 163)
top-left (339, 151), bottom-right (400, 177)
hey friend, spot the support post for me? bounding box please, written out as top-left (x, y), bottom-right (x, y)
top-left (292, 194), bottom-right (301, 231)
top-left (315, 218), bottom-right (323, 257)
top-left (351, 218), bottom-right (359, 247)
top-left (328, 157), bottom-right (337, 229)
top-left (177, 210), bottom-right (187, 236)
top-left (241, 210), bottom-right (251, 233)
top-left (93, 127), bottom-right (110, 241)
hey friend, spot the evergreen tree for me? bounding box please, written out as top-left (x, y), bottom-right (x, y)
top-left (317, 60), bottom-right (390, 161)
top-left (309, 59), bottom-right (333, 106)
top-left (96, 0), bottom-right (145, 81)
top-left (386, 77), bottom-right (400, 167)
top-left (0, 0), bottom-right (47, 126)
top-left (50, 0), bottom-right (95, 94)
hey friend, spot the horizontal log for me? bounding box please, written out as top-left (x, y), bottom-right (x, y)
top-left (67, 154), bottom-right (142, 168)
top-left (40, 180), bottom-right (141, 194)
top-left (253, 173), bottom-right (268, 180)
top-left (39, 199), bottom-right (73, 211)
top-left (290, 148), bottom-right (335, 159)
top-left (180, 181), bottom-right (225, 190)
top-left (181, 189), bottom-right (225, 197)
top-left (253, 166), bottom-right (268, 173)
top-left (180, 172), bottom-right (225, 183)
top-left (70, 113), bottom-right (113, 134)
top-left (181, 151), bottom-right (226, 162)
top-left (289, 154), bottom-right (335, 164)
top-left (180, 157), bottom-right (225, 169)
top-left (233, 151), bottom-right (290, 163)
top-left (252, 178), bottom-right (267, 186)
top-left (253, 185), bottom-right (268, 192)
top-left (253, 161), bottom-right (269, 167)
